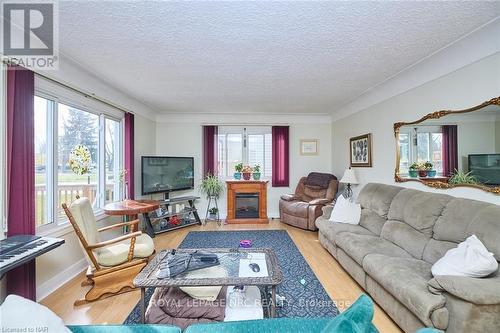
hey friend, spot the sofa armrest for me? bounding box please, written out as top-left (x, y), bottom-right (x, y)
top-left (280, 194), bottom-right (299, 202)
top-left (321, 204), bottom-right (334, 219)
top-left (428, 274), bottom-right (500, 305)
top-left (309, 198), bottom-right (330, 205)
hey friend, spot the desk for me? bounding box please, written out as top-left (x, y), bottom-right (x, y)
top-left (104, 199), bottom-right (160, 236)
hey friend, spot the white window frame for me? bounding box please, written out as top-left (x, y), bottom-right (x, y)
top-left (35, 77), bottom-right (124, 235)
top-left (399, 126), bottom-right (443, 176)
top-left (217, 126), bottom-right (272, 179)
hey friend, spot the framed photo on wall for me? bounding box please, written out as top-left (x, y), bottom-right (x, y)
top-left (350, 133), bottom-right (372, 167)
top-left (300, 139), bottom-right (319, 156)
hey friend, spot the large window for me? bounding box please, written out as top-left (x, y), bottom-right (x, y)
top-left (398, 127), bottom-right (443, 175)
top-left (34, 94), bottom-right (123, 230)
top-left (217, 126), bottom-right (272, 178)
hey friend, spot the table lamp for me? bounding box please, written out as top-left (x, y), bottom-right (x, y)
top-left (340, 168), bottom-right (359, 200)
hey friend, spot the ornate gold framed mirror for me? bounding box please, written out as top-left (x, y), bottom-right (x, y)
top-left (394, 97), bottom-right (500, 195)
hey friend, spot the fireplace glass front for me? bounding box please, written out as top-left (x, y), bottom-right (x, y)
top-left (235, 193), bottom-right (259, 219)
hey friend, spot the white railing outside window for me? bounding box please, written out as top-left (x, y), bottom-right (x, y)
top-left (34, 88), bottom-right (123, 232)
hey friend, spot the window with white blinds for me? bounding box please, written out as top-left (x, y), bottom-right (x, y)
top-left (217, 126), bottom-right (272, 178)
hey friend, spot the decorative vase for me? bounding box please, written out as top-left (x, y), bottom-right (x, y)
top-left (252, 172), bottom-right (261, 180)
top-left (418, 170), bottom-right (428, 177)
top-left (242, 172), bottom-right (251, 180)
top-left (234, 172), bottom-right (242, 180)
top-left (427, 170), bottom-right (437, 177)
top-left (409, 170), bottom-right (418, 178)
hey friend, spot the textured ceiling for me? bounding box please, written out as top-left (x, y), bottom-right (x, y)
top-left (59, 1), bottom-right (500, 115)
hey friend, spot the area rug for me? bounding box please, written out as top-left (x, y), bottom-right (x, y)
top-left (124, 230), bottom-right (338, 323)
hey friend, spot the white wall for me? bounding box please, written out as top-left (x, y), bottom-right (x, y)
top-left (331, 52), bottom-right (500, 205)
top-left (457, 121), bottom-right (496, 171)
top-left (153, 115), bottom-right (332, 218)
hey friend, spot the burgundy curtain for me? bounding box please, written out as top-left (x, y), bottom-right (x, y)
top-left (442, 125), bottom-right (458, 177)
top-left (124, 112), bottom-right (135, 199)
top-left (272, 126), bottom-right (289, 187)
top-left (202, 126), bottom-right (218, 176)
top-left (6, 65), bottom-right (36, 300)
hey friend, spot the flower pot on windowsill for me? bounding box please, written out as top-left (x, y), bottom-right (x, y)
top-left (253, 172), bottom-right (261, 180)
top-left (234, 172), bottom-right (242, 180)
top-left (427, 170), bottom-right (437, 177)
top-left (242, 172), bottom-right (252, 180)
top-left (418, 170), bottom-right (428, 177)
top-left (409, 170), bottom-right (418, 178)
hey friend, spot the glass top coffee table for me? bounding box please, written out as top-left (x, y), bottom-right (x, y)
top-left (134, 248), bottom-right (283, 323)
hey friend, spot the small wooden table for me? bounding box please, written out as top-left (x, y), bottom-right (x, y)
top-left (104, 199), bottom-right (160, 234)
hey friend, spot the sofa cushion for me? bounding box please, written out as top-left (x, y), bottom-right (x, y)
top-left (381, 220), bottom-right (431, 259)
top-left (358, 209), bottom-right (387, 236)
top-left (422, 238), bottom-right (457, 264)
top-left (363, 254), bottom-right (446, 328)
top-left (465, 204), bottom-right (500, 260)
top-left (433, 198), bottom-right (492, 243)
top-left (358, 183), bottom-right (403, 218)
top-left (317, 218), bottom-right (374, 246)
top-left (335, 233), bottom-right (412, 265)
top-left (387, 189), bottom-right (452, 237)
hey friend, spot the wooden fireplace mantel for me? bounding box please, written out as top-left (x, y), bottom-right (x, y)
top-left (226, 180), bottom-right (269, 224)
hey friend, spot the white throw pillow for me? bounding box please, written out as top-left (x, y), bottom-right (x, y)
top-left (0, 295), bottom-right (71, 333)
top-left (431, 235), bottom-right (498, 278)
top-left (329, 195), bottom-right (361, 225)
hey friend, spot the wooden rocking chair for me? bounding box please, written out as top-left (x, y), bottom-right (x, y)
top-left (62, 196), bottom-right (155, 306)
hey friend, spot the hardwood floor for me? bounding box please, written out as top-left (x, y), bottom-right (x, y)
top-left (41, 219), bottom-right (402, 332)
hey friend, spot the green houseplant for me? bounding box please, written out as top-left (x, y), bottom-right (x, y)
top-left (208, 207), bottom-right (219, 219)
top-left (253, 164), bottom-right (261, 180)
top-left (424, 161), bottom-right (436, 177)
top-left (234, 163), bottom-right (243, 180)
top-left (449, 170), bottom-right (479, 185)
top-left (199, 174), bottom-right (224, 198)
top-left (409, 162), bottom-right (419, 178)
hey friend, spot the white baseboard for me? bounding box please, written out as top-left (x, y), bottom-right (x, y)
top-left (37, 258), bottom-right (87, 301)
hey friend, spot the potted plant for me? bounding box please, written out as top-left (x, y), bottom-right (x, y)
top-left (253, 164), bottom-right (261, 180)
top-left (417, 162), bottom-right (428, 177)
top-left (199, 174), bottom-right (224, 198)
top-left (242, 165), bottom-right (253, 180)
top-left (234, 163), bottom-right (243, 180)
top-left (208, 207), bottom-right (218, 220)
top-left (449, 169), bottom-right (478, 185)
top-left (424, 161), bottom-right (436, 177)
top-left (408, 163), bottom-right (419, 178)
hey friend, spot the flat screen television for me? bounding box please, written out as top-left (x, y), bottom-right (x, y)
top-left (468, 154), bottom-right (500, 185)
top-left (141, 156), bottom-right (194, 195)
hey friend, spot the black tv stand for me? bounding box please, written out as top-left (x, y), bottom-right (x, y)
top-left (144, 195), bottom-right (201, 237)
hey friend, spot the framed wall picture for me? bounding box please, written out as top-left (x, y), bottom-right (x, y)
top-left (300, 139), bottom-right (319, 156)
top-left (350, 133), bottom-right (372, 167)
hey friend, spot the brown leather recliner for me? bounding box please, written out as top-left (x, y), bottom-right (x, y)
top-left (279, 172), bottom-right (338, 231)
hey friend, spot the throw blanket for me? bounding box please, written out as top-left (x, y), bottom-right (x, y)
top-left (146, 287), bottom-right (226, 329)
top-left (305, 172), bottom-right (337, 189)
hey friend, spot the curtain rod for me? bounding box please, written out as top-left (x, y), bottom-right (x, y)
top-left (34, 71), bottom-right (132, 115)
top-left (2, 57), bottom-right (133, 115)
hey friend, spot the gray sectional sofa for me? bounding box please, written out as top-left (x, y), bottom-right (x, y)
top-left (315, 183), bottom-right (500, 333)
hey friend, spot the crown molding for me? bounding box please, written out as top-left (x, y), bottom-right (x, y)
top-left (156, 112), bottom-right (332, 124)
top-left (331, 18), bottom-right (500, 122)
